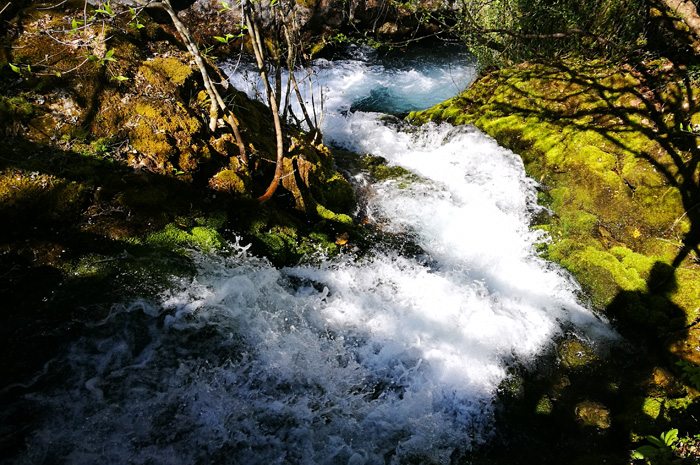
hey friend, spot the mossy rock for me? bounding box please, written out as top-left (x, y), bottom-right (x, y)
top-left (574, 400), bottom-right (611, 429)
top-left (557, 338), bottom-right (599, 369)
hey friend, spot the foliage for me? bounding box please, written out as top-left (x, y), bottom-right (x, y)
top-left (6, 0), bottom-right (134, 81)
top-left (632, 428), bottom-right (678, 463)
top-left (676, 360), bottom-right (700, 391)
top-left (453, 0), bottom-right (648, 68)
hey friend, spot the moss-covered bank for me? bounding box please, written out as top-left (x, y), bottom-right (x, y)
top-left (0, 2), bottom-right (359, 437)
top-left (409, 59), bottom-right (700, 463)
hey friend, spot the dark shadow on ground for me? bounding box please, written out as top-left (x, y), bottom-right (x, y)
top-left (465, 262), bottom-right (694, 465)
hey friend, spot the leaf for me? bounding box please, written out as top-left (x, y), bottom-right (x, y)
top-left (634, 445), bottom-right (660, 458)
top-left (110, 75), bottom-right (129, 82)
top-left (214, 36), bottom-right (228, 43)
top-left (104, 49), bottom-right (116, 61)
top-left (9, 63), bottom-right (20, 73)
top-left (88, 55), bottom-right (99, 62)
top-left (662, 429), bottom-right (678, 446)
top-left (219, 0), bottom-right (231, 11)
top-left (646, 435), bottom-right (665, 449)
top-left (95, 1), bottom-right (114, 15)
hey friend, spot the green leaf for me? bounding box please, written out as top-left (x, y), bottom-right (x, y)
top-left (110, 75), bottom-right (129, 82)
top-left (88, 55), bottom-right (99, 62)
top-left (646, 435), bottom-right (665, 449)
top-left (104, 49), bottom-right (116, 61)
top-left (214, 36), bottom-right (228, 43)
top-left (662, 429), bottom-right (678, 446)
top-left (634, 445), bottom-right (660, 458)
top-left (95, 1), bottom-right (114, 15)
top-left (9, 63), bottom-right (20, 73)
top-left (219, 0), bottom-right (231, 11)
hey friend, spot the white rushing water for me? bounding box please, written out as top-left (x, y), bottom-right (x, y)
top-left (10, 44), bottom-right (614, 464)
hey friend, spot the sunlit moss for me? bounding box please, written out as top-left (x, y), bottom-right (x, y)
top-left (315, 203), bottom-right (353, 225)
top-left (575, 400), bottom-right (611, 429)
top-left (558, 338), bottom-right (599, 369)
top-left (146, 223), bottom-right (224, 253)
top-left (408, 59), bottom-right (700, 330)
top-left (535, 395), bottom-right (553, 415)
top-left (138, 57), bottom-right (193, 90)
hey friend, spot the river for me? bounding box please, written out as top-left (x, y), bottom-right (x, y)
top-left (4, 43), bottom-right (615, 464)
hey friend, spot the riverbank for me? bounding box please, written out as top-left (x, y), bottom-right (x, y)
top-left (0, 4), bottom-right (359, 439)
top-left (409, 58), bottom-right (700, 462)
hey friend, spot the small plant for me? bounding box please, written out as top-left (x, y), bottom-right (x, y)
top-left (8, 63), bottom-right (31, 76)
top-left (213, 33), bottom-right (238, 44)
top-left (88, 48), bottom-right (117, 67)
top-left (676, 360), bottom-right (700, 390)
top-left (128, 7), bottom-right (145, 29)
top-left (94, 0), bottom-right (115, 16)
top-left (632, 428), bottom-right (678, 463)
top-left (199, 44), bottom-right (217, 60)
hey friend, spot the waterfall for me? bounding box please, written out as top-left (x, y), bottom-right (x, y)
top-left (7, 44), bottom-right (615, 464)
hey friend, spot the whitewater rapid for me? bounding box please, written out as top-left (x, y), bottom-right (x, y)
top-left (7, 44), bottom-right (615, 464)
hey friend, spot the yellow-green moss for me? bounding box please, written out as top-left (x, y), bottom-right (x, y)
top-left (409, 60), bottom-right (700, 332)
top-left (146, 223), bottom-right (224, 253)
top-left (315, 203), bottom-right (353, 225)
top-left (0, 96), bottom-right (34, 134)
top-left (558, 338), bottom-right (599, 369)
top-left (575, 400), bottom-right (611, 429)
top-left (535, 395), bottom-right (553, 415)
top-left (209, 169), bottom-right (249, 196)
top-left (138, 57), bottom-right (193, 91)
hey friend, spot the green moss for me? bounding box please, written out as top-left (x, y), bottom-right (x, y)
top-left (210, 169), bottom-right (249, 196)
top-left (408, 60), bottom-right (700, 335)
top-left (315, 203), bottom-right (353, 225)
top-left (139, 57), bottom-right (193, 91)
top-left (316, 172), bottom-right (356, 213)
top-left (535, 395), bottom-right (553, 415)
top-left (0, 96), bottom-right (34, 133)
top-left (558, 338), bottom-right (598, 369)
top-left (560, 210), bottom-right (599, 236)
top-left (146, 222), bottom-right (224, 253)
top-left (574, 400), bottom-right (611, 429)
top-left (189, 226), bottom-right (224, 252)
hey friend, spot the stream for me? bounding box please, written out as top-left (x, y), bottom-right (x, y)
top-left (4, 44), bottom-right (616, 464)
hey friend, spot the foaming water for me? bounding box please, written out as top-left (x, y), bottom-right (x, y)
top-left (7, 45), bottom-right (615, 464)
